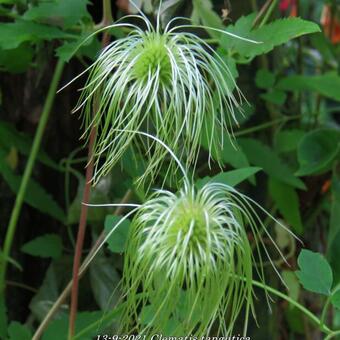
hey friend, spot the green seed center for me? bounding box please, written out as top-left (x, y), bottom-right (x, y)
top-left (169, 201), bottom-right (207, 247)
top-left (133, 34), bottom-right (172, 84)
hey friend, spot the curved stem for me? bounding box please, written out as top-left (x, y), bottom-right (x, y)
top-left (326, 330), bottom-right (340, 340)
top-left (321, 283), bottom-right (340, 329)
top-left (234, 115), bottom-right (300, 137)
top-left (251, 279), bottom-right (332, 334)
top-left (0, 59), bottom-right (64, 294)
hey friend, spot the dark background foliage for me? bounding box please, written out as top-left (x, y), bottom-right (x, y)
top-left (0, 0), bottom-right (339, 339)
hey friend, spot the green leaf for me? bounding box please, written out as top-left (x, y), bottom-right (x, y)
top-left (104, 215), bottom-right (131, 253)
top-left (29, 258), bottom-right (72, 322)
top-left (269, 178), bottom-right (303, 234)
top-left (296, 129), bottom-right (340, 176)
top-left (0, 152), bottom-right (65, 222)
top-left (331, 290), bottom-right (340, 310)
top-left (42, 311), bottom-right (110, 340)
top-left (196, 167), bottom-right (262, 189)
top-left (255, 69), bottom-right (276, 89)
top-left (8, 322), bottom-right (31, 340)
top-left (238, 138), bottom-right (306, 189)
top-left (222, 15), bottom-right (320, 62)
top-left (89, 253), bottom-right (121, 311)
top-left (296, 249), bottom-right (333, 295)
top-left (0, 20), bottom-right (72, 50)
top-left (0, 120), bottom-right (59, 169)
top-left (200, 115), bottom-right (250, 170)
top-left (56, 35), bottom-right (101, 62)
top-left (191, 0), bottom-right (224, 37)
top-left (275, 129), bottom-right (304, 153)
top-left (277, 73), bottom-right (340, 102)
top-left (23, 0), bottom-right (90, 28)
top-left (21, 234), bottom-right (62, 259)
top-left (261, 90), bottom-right (287, 105)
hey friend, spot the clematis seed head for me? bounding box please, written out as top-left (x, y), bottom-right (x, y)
top-left (119, 181), bottom-right (289, 336)
top-left (65, 10), bottom-right (256, 186)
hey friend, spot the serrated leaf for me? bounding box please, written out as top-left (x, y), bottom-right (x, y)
top-left (238, 138), bottom-right (306, 189)
top-left (23, 0), bottom-right (90, 28)
top-left (0, 152), bottom-right (65, 222)
top-left (296, 128), bottom-right (340, 176)
top-left (196, 167), bottom-right (262, 189)
top-left (269, 178), bottom-right (303, 234)
top-left (277, 73), bottom-right (340, 102)
top-left (296, 249), bottom-right (333, 296)
top-left (275, 129), bottom-right (304, 153)
top-left (8, 321), bottom-right (31, 340)
top-left (0, 20), bottom-right (72, 50)
top-left (21, 234), bottom-right (62, 259)
top-left (222, 15), bottom-right (320, 62)
top-left (104, 215), bottom-right (131, 253)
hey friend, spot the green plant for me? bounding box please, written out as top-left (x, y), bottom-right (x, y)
top-left (1, 1), bottom-right (340, 339)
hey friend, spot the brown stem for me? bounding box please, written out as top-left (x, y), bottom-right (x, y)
top-left (33, 189), bottom-right (132, 340)
top-left (68, 1), bottom-right (113, 337)
top-left (68, 127), bottom-right (96, 339)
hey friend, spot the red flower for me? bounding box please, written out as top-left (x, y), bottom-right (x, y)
top-left (321, 5), bottom-right (340, 44)
top-left (280, 0), bottom-right (297, 16)
top-left (280, 0), bottom-right (291, 11)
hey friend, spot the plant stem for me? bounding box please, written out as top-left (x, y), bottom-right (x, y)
top-left (234, 115), bottom-right (300, 137)
top-left (68, 127), bottom-right (96, 339)
top-left (32, 189), bottom-right (132, 340)
top-left (259, 0), bottom-right (279, 28)
top-left (0, 59), bottom-right (64, 293)
top-left (251, 279), bottom-right (332, 334)
top-left (321, 284), bottom-right (340, 329)
top-left (326, 330), bottom-right (340, 340)
top-left (68, 1), bottom-right (112, 338)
